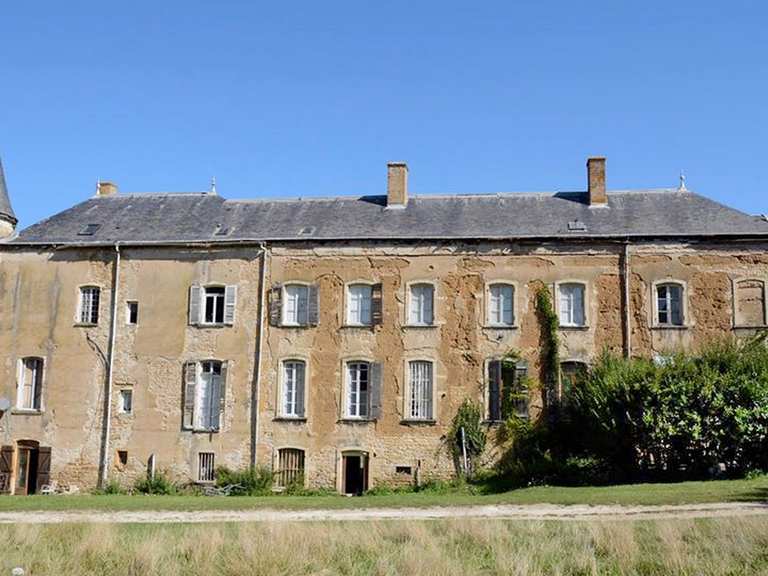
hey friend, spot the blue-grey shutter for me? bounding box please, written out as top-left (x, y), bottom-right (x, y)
top-left (307, 284), bottom-right (319, 326)
top-left (189, 285), bottom-right (202, 325)
top-left (370, 362), bottom-right (382, 420)
top-left (215, 361), bottom-right (228, 431)
top-left (183, 362), bottom-right (197, 429)
top-left (269, 285), bottom-right (282, 326)
top-left (488, 360), bottom-right (501, 421)
top-left (224, 286), bottom-right (237, 325)
top-left (371, 284), bottom-right (383, 326)
top-left (296, 362), bottom-right (306, 417)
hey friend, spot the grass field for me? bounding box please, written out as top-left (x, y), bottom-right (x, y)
top-left (1, 476), bottom-right (767, 512)
top-left (3, 517), bottom-right (768, 575)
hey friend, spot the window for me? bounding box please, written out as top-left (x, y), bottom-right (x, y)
top-left (487, 358), bottom-right (529, 421)
top-left (656, 283), bottom-right (684, 326)
top-left (182, 360), bottom-right (227, 431)
top-left (281, 360), bottom-right (306, 418)
top-left (117, 450), bottom-right (128, 466)
top-left (395, 465), bottom-right (412, 475)
top-left (17, 357), bottom-right (43, 411)
top-left (188, 285), bottom-right (237, 326)
top-left (409, 284), bottom-right (434, 326)
top-left (407, 361), bottom-right (434, 420)
top-left (276, 448), bottom-right (305, 488)
top-left (560, 361), bottom-right (587, 405)
top-left (346, 362), bottom-right (370, 418)
top-left (198, 452), bottom-right (215, 482)
top-left (119, 389), bottom-right (133, 414)
top-left (558, 283), bottom-right (585, 327)
top-left (126, 301), bottom-right (139, 325)
top-left (487, 283), bottom-right (515, 326)
top-left (735, 279), bottom-right (766, 327)
top-left (283, 284), bottom-right (310, 326)
top-left (78, 286), bottom-right (100, 324)
top-left (347, 284), bottom-right (373, 326)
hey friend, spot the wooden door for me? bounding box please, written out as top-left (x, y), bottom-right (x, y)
top-left (15, 447), bottom-right (31, 495)
top-left (0, 446), bottom-right (12, 494)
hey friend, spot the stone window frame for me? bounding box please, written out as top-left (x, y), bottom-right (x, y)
top-left (277, 356), bottom-right (310, 421)
top-left (281, 281), bottom-right (313, 327)
top-left (14, 356), bottom-right (45, 413)
top-left (650, 279), bottom-right (690, 329)
top-left (344, 280), bottom-right (376, 327)
top-left (482, 356), bottom-right (530, 423)
top-left (118, 387), bottom-right (133, 415)
top-left (402, 357), bottom-right (437, 423)
top-left (339, 355), bottom-right (376, 421)
top-left (483, 280), bottom-right (518, 329)
top-left (554, 280), bottom-right (589, 329)
top-left (731, 276), bottom-right (768, 329)
top-left (75, 284), bottom-right (101, 326)
top-left (405, 280), bottom-right (437, 327)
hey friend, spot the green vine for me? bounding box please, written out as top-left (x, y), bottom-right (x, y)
top-left (535, 285), bottom-right (560, 397)
top-left (448, 399), bottom-right (487, 478)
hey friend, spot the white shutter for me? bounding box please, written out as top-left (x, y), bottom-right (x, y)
top-left (189, 285), bottom-right (202, 325)
top-left (224, 285), bottom-right (237, 325)
top-left (574, 285), bottom-right (585, 326)
top-left (424, 287), bottom-right (434, 325)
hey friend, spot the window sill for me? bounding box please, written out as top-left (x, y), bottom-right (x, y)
top-left (278, 324), bottom-right (315, 329)
top-left (733, 325), bottom-right (768, 330)
top-left (403, 324), bottom-right (438, 329)
top-left (193, 323), bottom-right (232, 329)
top-left (183, 428), bottom-right (221, 434)
top-left (74, 322), bottom-right (98, 328)
top-left (339, 417), bottom-right (375, 424)
top-left (273, 416), bottom-right (307, 423)
top-left (12, 409), bottom-right (43, 415)
top-left (400, 419), bottom-right (437, 425)
top-left (483, 324), bottom-right (518, 330)
top-left (341, 324), bottom-right (375, 330)
top-left (651, 325), bottom-right (690, 331)
top-left (559, 325), bottom-right (589, 331)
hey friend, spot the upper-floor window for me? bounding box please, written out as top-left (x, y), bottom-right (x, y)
top-left (78, 286), bottom-right (100, 324)
top-left (734, 279), bottom-right (766, 327)
top-left (284, 284), bottom-right (309, 326)
top-left (17, 357), bottom-right (43, 411)
top-left (487, 358), bottom-right (528, 421)
top-left (182, 360), bottom-right (227, 431)
top-left (189, 285), bottom-right (237, 326)
top-left (347, 284), bottom-right (373, 326)
top-left (408, 284), bottom-right (434, 326)
top-left (656, 283), bottom-right (684, 326)
top-left (281, 360), bottom-right (306, 418)
top-left (487, 283), bottom-right (515, 326)
top-left (558, 283), bottom-right (585, 327)
top-left (268, 283), bottom-right (319, 328)
top-left (119, 389), bottom-right (133, 414)
top-left (407, 360), bottom-right (434, 420)
top-left (126, 301), bottom-right (139, 325)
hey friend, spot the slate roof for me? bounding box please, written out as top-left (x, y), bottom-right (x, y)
top-left (9, 189), bottom-right (768, 245)
top-left (0, 159), bottom-right (17, 224)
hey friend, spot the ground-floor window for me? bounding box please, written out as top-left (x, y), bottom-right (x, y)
top-left (487, 358), bottom-right (529, 420)
top-left (276, 448), bottom-right (305, 488)
top-left (198, 452), bottom-right (215, 483)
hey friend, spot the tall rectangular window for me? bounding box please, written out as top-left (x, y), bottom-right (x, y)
top-left (347, 284), bottom-right (373, 326)
top-left (346, 362), bottom-right (370, 418)
top-left (79, 286), bottom-right (100, 324)
top-left (409, 284), bottom-right (434, 326)
top-left (282, 360), bottom-right (306, 418)
top-left (119, 389), bottom-right (133, 414)
top-left (488, 284), bottom-right (514, 326)
top-left (203, 287), bottom-right (226, 324)
top-left (197, 361), bottom-right (222, 429)
top-left (283, 285), bottom-right (310, 326)
top-left (558, 283), bottom-right (585, 327)
top-left (657, 283), bottom-right (684, 326)
top-left (17, 357), bottom-right (43, 411)
top-left (198, 452), bottom-right (215, 482)
top-left (408, 361), bottom-right (433, 420)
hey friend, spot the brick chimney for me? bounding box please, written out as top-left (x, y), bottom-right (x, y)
top-left (587, 157), bottom-right (607, 206)
top-left (387, 162), bottom-right (408, 208)
top-left (97, 181), bottom-right (118, 197)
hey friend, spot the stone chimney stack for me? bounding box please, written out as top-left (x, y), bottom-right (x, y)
top-left (387, 162), bottom-right (408, 208)
top-left (587, 157), bottom-right (607, 206)
top-left (97, 181), bottom-right (118, 197)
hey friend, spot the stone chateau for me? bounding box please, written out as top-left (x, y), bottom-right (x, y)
top-left (1, 157), bottom-right (768, 495)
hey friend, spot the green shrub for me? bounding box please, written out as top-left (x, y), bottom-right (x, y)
top-left (447, 399), bottom-right (487, 478)
top-left (94, 477), bottom-right (126, 495)
top-left (215, 466), bottom-right (274, 496)
top-left (133, 471), bottom-right (177, 495)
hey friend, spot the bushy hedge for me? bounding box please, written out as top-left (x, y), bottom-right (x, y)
top-left (499, 335), bottom-right (768, 485)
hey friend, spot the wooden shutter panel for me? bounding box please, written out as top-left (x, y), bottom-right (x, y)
top-left (0, 446), bottom-right (13, 494)
top-left (488, 360), bottom-right (501, 421)
top-left (189, 285), bottom-right (202, 325)
top-left (182, 362), bottom-right (197, 429)
top-left (296, 363), bottom-right (306, 417)
top-left (215, 361), bottom-right (228, 431)
top-left (371, 283), bottom-right (383, 325)
top-left (33, 360), bottom-right (44, 411)
top-left (307, 284), bottom-right (319, 326)
top-left (369, 362), bottom-right (382, 420)
top-left (224, 286), bottom-right (237, 325)
top-left (37, 446), bottom-right (52, 489)
top-left (268, 285), bottom-right (282, 326)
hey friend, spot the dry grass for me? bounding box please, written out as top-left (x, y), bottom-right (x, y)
top-left (3, 517), bottom-right (768, 575)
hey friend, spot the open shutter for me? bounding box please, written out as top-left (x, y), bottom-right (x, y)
top-left (33, 361), bottom-right (44, 411)
top-left (215, 361), bottom-right (228, 431)
top-left (371, 284), bottom-right (383, 325)
top-left (269, 285), bottom-right (282, 326)
top-left (488, 360), bottom-right (501, 421)
top-left (189, 285), bottom-right (202, 325)
top-left (0, 446), bottom-right (13, 494)
top-left (37, 446), bottom-right (52, 489)
top-left (295, 363), bottom-right (306, 417)
top-left (307, 284), bottom-right (319, 326)
top-left (183, 362), bottom-right (197, 429)
top-left (369, 362), bottom-right (382, 420)
top-left (224, 285), bottom-right (237, 325)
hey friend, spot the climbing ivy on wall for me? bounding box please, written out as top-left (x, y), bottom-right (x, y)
top-left (448, 399), bottom-right (487, 478)
top-left (536, 285), bottom-right (560, 398)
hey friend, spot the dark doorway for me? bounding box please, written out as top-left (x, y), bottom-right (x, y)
top-left (342, 452), bottom-right (368, 495)
top-left (13, 443), bottom-right (50, 496)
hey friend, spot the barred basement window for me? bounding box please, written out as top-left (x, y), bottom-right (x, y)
top-left (78, 286), bottom-right (100, 324)
top-left (198, 452), bottom-right (215, 482)
top-left (276, 448), bottom-right (305, 488)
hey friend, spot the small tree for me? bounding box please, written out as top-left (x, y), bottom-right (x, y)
top-left (448, 399), bottom-right (487, 478)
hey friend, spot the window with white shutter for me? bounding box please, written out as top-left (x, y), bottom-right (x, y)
top-left (281, 360), bottom-right (306, 418)
top-left (558, 283), bottom-right (586, 327)
top-left (408, 284), bottom-right (434, 326)
top-left (347, 284), bottom-right (373, 326)
top-left (487, 283), bottom-right (515, 326)
top-left (346, 362), bottom-right (370, 418)
top-left (16, 357), bottom-right (43, 411)
top-left (407, 360), bottom-right (434, 420)
top-left (283, 285), bottom-right (310, 326)
top-left (183, 360), bottom-right (226, 431)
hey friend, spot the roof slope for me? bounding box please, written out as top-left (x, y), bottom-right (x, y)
top-left (11, 189), bottom-right (768, 245)
top-left (0, 159), bottom-right (17, 223)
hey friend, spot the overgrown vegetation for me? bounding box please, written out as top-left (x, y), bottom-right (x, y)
top-left (535, 285), bottom-right (560, 398)
top-left (215, 465), bottom-right (274, 496)
top-left (133, 471), bottom-right (177, 495)
top-left (447, 399), bottom-right (486, 478)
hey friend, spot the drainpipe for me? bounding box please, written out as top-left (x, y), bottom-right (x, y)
top-left (622, 241), bottom-right (631, 358)
top-left (99, 243), bottom-right (121, 487)
top-left (250, 242), bottom-right (268, 469)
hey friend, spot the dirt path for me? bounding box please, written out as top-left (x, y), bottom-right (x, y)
top-left (1, 502), bottom-right (767, 524)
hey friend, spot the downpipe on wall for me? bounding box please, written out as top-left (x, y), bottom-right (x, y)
top-left (250, 242), bottom-right (268, 469)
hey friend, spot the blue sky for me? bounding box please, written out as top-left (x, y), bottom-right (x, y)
top-left (2, 1), bottom-right (767, 227)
